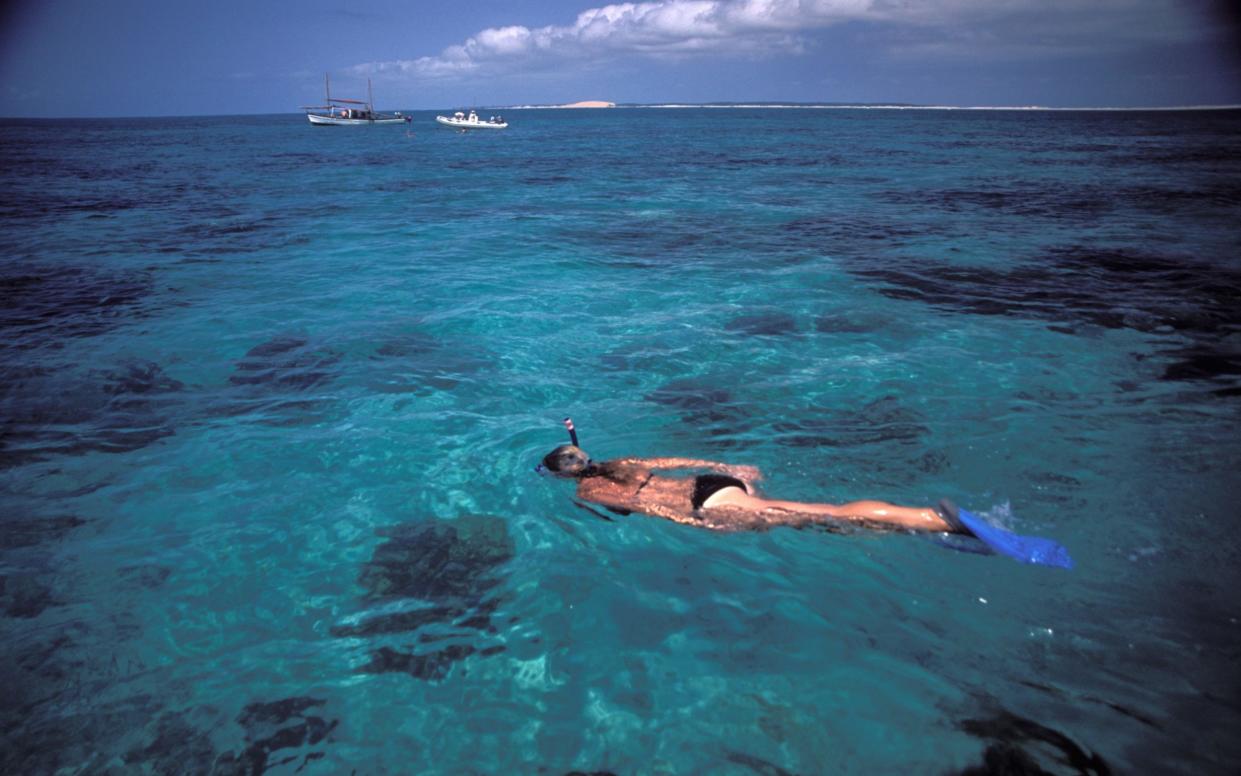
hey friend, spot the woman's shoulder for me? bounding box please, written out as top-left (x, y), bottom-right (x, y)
top-left (583, 459), bottom-right (659, 491)
top-left (596, 458), bottom-right (647, 476)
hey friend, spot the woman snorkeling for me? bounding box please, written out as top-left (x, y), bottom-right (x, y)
top-left (538, 419), bottom-right (1074, 568)
top-left (539, 419), bottom-right (957, 534)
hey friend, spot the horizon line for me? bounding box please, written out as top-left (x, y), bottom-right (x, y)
top-left (508, 102), bottom-right (1241, 112)
top-left (3, 102), bottom-right (1240, 120)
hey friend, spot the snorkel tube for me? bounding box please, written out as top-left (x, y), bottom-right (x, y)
top-left (535, 417), bottom-right (615, 522)
top-left (534, 417), bottom-right (583, 475)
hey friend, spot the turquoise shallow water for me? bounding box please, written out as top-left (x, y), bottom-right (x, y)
top-left (3, 108), bottom-right (1241, 773)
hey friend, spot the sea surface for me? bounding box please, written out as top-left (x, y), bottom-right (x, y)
top-left (2, 107), bottom-right (1240, 774)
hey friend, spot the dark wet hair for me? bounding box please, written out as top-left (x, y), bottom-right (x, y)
top-left (541, 444), bottom-right (591, 476)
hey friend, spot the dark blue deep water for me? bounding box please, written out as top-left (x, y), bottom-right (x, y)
top-left (2, 108), bottom-right (1240, 774)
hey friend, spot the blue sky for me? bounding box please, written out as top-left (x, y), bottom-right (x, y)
top-left (1, 0), bottom-right (1239, 117)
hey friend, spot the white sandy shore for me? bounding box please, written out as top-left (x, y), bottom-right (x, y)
top-left (508, 100), bottom-right (616, 109)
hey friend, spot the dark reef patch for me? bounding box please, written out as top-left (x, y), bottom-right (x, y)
top-left (359, 643), bottom-right (480, 680)
top-left (782, 213), bottom-right (943, 248)
top-left (840, 245), bottom-right (1241, 395)
top-left (1158, 346), bottom-right (1241, 383)
top-left (117, 696), bottom-right (340, 776)
top-left (104, 360), bottom-right (185, 397)
top-left (171, 213), bottom-right (290, 255)
top-left (1114, 182), bottom-right (1241, 214)
top-left (916, 450), bottom-right (951, 474)
top-left (876, 184), bottom-right (1116, 221)
top-left (772, 396), bottom-right (927, 449)
top-left (124, 711), bottom-right (219, 775)
top-left (956, 709), bottom-right (1111, 775)
top-left (957, 744), bottom-right (1052, 776)
top-left (0, 262), bottom-right (155, 351)
top-left (0, 190), bottom-right (146, 218)
top-left (814, 312), bottom-right (886, 334)
top-left (724, 312), bottom-right (799, 337)
top-left (646, 378), bottom-right (737, 415)
top-left (1, 682), bottom-right (152, 774)
top-left (1015, 680), bottom-right (1162, 731)
top-left (367, 330), bottom-right (492, 394)
top-left (237, 696), bottom-right (326, 730)
top-left (214, 696), bottom-right (339, 775)
top-left (229, 336), bottom-right (341, 391)
top-left (337, 515), bottom-right (514, 682)
top-left (213, 335), bottom-right (344, 424)
top-left (0, 515), bottom-right (85, 550)
top-left (846, 245), bottom-right (1241, 335)
top-left (1023, 470), bottom-right (1085, 507)
top-left (0, 573), bottom-right (62, 618)
top-left (372, 331), bottom-right (441, 360)
top-left (357, 516), bottom-right (513, 602)
top-left (5, 683), bottom-right (340, 776)
top-left (724, 750), bottom-right (797, 776)
top-left (562, 213), bottom-right (736, 265)
top-left (644, 378), bottom-right (754, 447)
top-left (118, 564), bottom-right (173, 589)
top-left (1, 360), bottom-right (183, 467)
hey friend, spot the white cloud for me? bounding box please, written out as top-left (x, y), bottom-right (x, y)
top-left (352, 0), bottom-right (1211, 80)
top-left (354, 0), bottom-right (874, 78)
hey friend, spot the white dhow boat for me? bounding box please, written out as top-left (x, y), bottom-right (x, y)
top-left (303, 75), bottom-right (407, 126)
top-left (435, 110), bottom-right (508, 130)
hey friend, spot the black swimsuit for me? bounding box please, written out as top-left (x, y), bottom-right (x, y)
top-left (691, 474), bottom-right (747, 510)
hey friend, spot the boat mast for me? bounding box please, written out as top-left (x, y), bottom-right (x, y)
top-left (325, 73), bottom-right (331, 105)
top-left (368, 79), bottom-right (374, 118)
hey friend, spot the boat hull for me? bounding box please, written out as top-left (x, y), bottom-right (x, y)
top-left (435, 116), bottom-right (508, 130)
top-left (307, 113), bottom-right (406, 126)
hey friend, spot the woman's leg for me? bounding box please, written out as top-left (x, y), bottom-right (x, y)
top-left (702, 487), bottom-right (953, 532)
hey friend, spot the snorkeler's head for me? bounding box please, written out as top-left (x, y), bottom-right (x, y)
top-left (541, 444), bottom-right (591, 477)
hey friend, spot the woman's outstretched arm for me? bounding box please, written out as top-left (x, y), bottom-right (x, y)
top-left (616, 457), bottom-right (762, 485)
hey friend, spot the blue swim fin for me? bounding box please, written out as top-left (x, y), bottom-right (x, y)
top-left (940, 501), bottom-right (1074, 569)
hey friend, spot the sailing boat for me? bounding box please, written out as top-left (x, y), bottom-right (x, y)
top-left (302, 74), bottom-right (406, 126)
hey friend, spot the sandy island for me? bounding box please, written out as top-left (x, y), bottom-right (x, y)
top-left (558, 101), bottom-right (615, 108)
